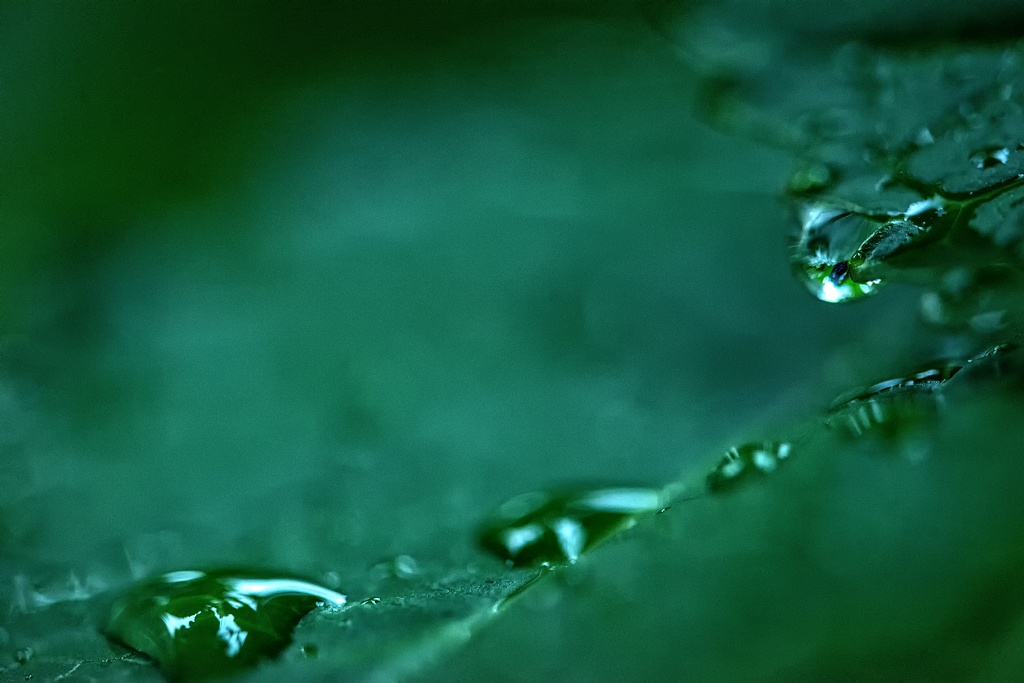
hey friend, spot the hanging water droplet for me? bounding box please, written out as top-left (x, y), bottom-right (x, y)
top-left (789, 198), bottom-right (907, 302)
top-left (105, 569), bottom-right (346, 681)
top-left (706, 442), bottom-right (792, 492)
top-left (369, 554), bottom-right (420, 583)
top-left (790, 193), bottom-right (959, 302)
top-left (477, 486), bottom-right (664, 568)
top-left (795, 257), bottom-right (883, 303)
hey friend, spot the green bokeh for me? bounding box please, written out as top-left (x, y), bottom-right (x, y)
top-left (3, 2), bottom-right (1024, 682)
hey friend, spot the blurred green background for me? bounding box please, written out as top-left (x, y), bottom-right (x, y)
top-left (3, 2), bottom-right (1024, 681)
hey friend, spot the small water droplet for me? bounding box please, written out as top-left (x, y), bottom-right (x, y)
top-left (706, 442), bottom-right (793, 493)
top-left (787, 163), bottom-right (833, 195)
top-left (969, 309), bottom-right (1007, 333)
top-left (368, 555), bottom-right (420, 583)
top-left (392, 555), bottom-right (419, 578)
top-left (477, 486), bottom-right (664, 568)
top-left (971, 147), bottom-right (1011, 169)
top-left (105, 569), bottom-right (346, 681)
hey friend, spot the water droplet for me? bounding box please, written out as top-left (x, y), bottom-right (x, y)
top-left (105, 569), bottom-right (346, 681)
top-left (969, 309), bottom-right (1007, 333)
top-left (791, 193), bottom-right (958, 302)
top-left (477, 487), bottom-right (664, 568)
top-left (825, 351), bottom-right (988, 439)
top-left (787, 163), bottom-right (833, 195)
top-left (369, 554), bottom-right (420, 583)
top-left (392, 555), bottom-right (419, 578)
top-left (971, 146), bottom-right (1011, 169)
top-left (831, 344), bottom-right (1016, 428)
top-left (831, 358), bottom-right (963, 406)
top-left (706, 442), bottom-right (793, 492)
top-left (969, 184), bottom-right (1024, 247)
top-left (829, 391), bottom-right (932, 441)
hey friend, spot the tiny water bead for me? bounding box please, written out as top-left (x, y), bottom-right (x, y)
top-left (706, 442), bottom-right (792, 493)
top-left (477, 487), bottom-right (665, 568)
top-left (105, 569), bottom-right (347, 681)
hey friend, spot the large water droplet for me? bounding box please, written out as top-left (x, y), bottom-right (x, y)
top-left (706, 441), bottom-right (792, 493)
top-left (105, 569), bottom-right (346, 681)
top-left (477, 487), bottom-right (664, 568)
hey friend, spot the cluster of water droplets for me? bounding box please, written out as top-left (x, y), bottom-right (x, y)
top-left (656, 1), bottom-right (1024, 324)
top-left (91, 444), bottom-right (824, 680)
top-left (770, 45), bottom-right (1024, 331)
top-left (4, 314), bottom-right (1017, 679)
